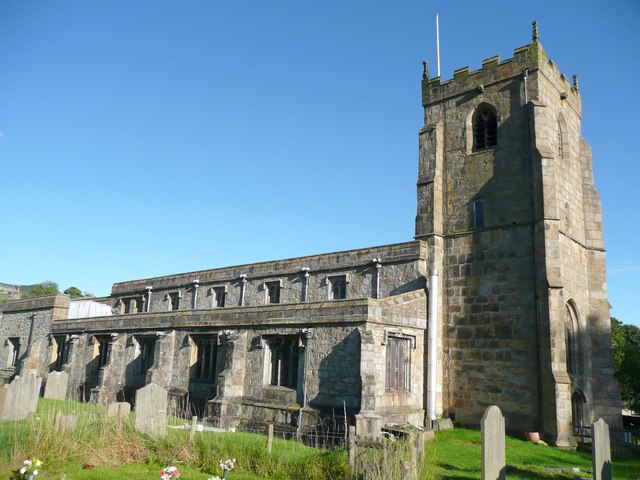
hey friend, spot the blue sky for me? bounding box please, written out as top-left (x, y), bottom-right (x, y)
top-left (1, 1), bottom-right (639, 326)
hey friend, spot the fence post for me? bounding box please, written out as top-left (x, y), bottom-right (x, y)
top-left (189, 416), bottom-right (198, 442)
top-left (266, 423), bottom-right (274, 454)
top-left (348, 426), bottom-right (356, 468)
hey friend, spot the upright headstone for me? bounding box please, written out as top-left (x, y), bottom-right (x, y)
top-left (1, 373), bottom-right (41, 420)
top-left (44, 371), bottom-right (69, 401)
top-left (592, 418), bottom-right (612, 480)
top-left (481, 405), bottom-right (506, 480)
top-left (22, 372), bottom-right (42, 413)
top-left (134, 383), bottom-right (167, 437)
top-left (107, 402), bottom-right (131, 418)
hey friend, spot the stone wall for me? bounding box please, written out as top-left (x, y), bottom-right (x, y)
top-left (0, 295), bottom-right (69, 384)
top-left (109, 242), bottom-right (427, 312)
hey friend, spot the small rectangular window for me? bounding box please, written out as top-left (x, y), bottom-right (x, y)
top-left (213, 287), bottom-right (226, 308)
top-left (330, 276), bottom-right (347, 300)
top-left (169, 292), bottom-right (180, 311)
top-left (385, 336), bottom-right (412, 392)
top-left (123, 296), bottom-right (144, 314)
top-left (266, 281), bottom-right (281, 304)
top-left (473, 199), bottom-right (485, 229)
top-left (7, 338), bottom-right (20, 368)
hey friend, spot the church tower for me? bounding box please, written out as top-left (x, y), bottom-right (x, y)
top-left (416, 22), bottom-right (621, 445)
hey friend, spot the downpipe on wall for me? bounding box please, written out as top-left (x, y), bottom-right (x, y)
top-left (427, 266), bottom-right (439, 425)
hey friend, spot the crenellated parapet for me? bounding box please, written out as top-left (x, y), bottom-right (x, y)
top-left (422, 23), bottom-right (582, 115)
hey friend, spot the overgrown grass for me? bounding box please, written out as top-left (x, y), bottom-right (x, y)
top-left (0, 399), bottom-right (350, 479)
top-left (0, 401), bottom-right (638, 479)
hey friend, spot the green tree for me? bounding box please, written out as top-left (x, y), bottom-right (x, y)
top-left (21, 281), bottom-right (60, 299)
top-left (64, 286), bottom-right (83, 298)
top-left (611, 317), bottom-right (640, 412)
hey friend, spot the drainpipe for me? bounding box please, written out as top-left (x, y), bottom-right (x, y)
top-left (239, 275), bottom-right (247, 306)
top-left (145, 286), bottom-right (152, 312)
top-left (427, 266), bottom-right (439, 425)
top-left (301, 268), bottom-right (310, 302)
top-left (192, 280), bottom-right (199, 309)
top-left (372, 258), bottom-right (382, 299)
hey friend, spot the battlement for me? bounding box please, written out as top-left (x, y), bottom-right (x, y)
top-left (422, 23), bottom-right (581, 111)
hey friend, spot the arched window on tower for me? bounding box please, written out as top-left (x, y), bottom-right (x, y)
top-left (557, 115), bottom-right (569, 160)
top-left (565, 301), bottom-right (580, 375)
top-left (473, 105), bottom-right (497, 150)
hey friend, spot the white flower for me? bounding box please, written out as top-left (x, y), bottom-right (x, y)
top-left (33, 469), bottom-right (38, 476)
top-left (35, 460), bottom-right (42, 467)
top-left (24, 460), bottom-right (32, 466)
top-left (20, 467), bottom-right (26, 474)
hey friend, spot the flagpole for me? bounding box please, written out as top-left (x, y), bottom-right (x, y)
top-left (436, 13), bottom-right (441, 77)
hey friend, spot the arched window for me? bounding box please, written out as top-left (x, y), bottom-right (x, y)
top-left (473, 105), bottom-right (497, 150)
top-left (565, 301), bottom-right (580, 375)
top-left (571, 390), bottom-right (586, 432)
top-left (557, 115), bottom-right (569, 159)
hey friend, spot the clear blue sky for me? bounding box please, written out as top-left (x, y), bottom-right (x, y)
top-left (1, 1), bottom-right (639, 326)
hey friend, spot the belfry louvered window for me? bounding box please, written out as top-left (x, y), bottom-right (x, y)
top-left (473, 106), bottom-right (497, 150)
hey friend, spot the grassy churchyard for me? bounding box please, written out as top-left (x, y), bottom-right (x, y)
top-left (0, 399), bottom-right (637, 479)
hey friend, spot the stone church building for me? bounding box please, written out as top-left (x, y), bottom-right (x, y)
top-left (0, 25), bottom-right (621, 446)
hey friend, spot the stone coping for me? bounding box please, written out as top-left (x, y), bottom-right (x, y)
top-left (50, 291), bottom-right (427, 334)
top-left (0, 294), bottom-right (70, 313)
top-left (111, 241), bottom-right (427, 295)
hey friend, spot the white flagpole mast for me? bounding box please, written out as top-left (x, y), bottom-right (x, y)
top-left (436, 13), bottom-right (441, 77)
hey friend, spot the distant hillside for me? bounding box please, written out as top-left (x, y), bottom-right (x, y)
top-left (0, 282), bottom-right (38, 303)
top-left (0, 282), bottom-right (38, 294)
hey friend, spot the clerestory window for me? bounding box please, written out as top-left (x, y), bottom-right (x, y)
top-left (473, 105), bottom-right (497, 150)
top-left (266, 281), bottom-right (281, 304)
top-left (329, 275), bottom-right (347, 300)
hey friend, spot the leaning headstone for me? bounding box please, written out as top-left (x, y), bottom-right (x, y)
top-left (592, 418), bottom-right (612, 480)
top-left (44, 371), bottom-right (69, 401)
top-left (434, 418), bottom-right (454, 430)
top-left (481, 405), bottom-right (506, 480)
top-left (134, 383), bottom-right (167, 437)
top-left (107, 402), bottom-right (131, 418)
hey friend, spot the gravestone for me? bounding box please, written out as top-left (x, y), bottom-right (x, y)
top-left (22, 372), bottom-right (42, 413)
top-left (44, 371), bottom-right (69, 401)
top-left (107, 402), bottom-right (131, 418)
top-left (53, 410), bottom-right (78, 430)
top-left (481, 405), bottom-right (506, 480)
top-left (1, 373), bottom-right (41, 420)
top-left (134, 383), bottom-right (167, 437)
top-left (592, 418), bottom-right (612, 480)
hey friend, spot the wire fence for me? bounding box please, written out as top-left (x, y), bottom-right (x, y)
top-left (574, 425), bottom-right (640, 458)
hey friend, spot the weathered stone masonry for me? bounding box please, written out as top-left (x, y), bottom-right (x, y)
top-left (0, 25), bottom-right (621, 443)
